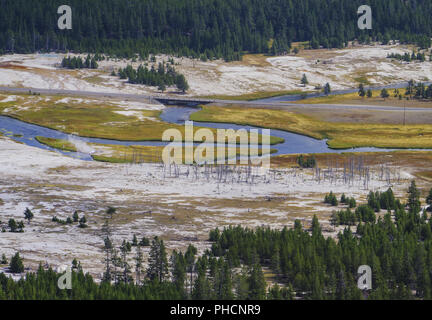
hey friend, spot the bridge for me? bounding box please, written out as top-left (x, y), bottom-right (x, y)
top-left (152, 96), bottom-right (215, 106)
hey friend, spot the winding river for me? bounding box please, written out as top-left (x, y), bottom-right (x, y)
top-left (0, 105), bottom-right (427, 161)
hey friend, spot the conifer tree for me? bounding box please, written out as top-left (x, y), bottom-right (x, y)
top-left (147, 236), bottom-right (169, 282)
top-left (426, 188), bottom-right (432, 211)
top-left (9, 252), bottom-right (24, 273)
top-left (247, 264), bottom-right (266, 300)
top-left (135, 244), bottom-right (143, 285)
top-left (358, 84), bottom-right (366, 97)
top-left (120, 240), bottom-right (132, 284)
top-left (171, 250), bottom-right (187, 297)
top-left (381, 88), bottom-right (390, 100)
top-left (24, 208), bottom-right (33, 223)
top-left (73, 211), bottom-right (79, 223)
top-left (324, 83), bottom-right (331, 95)
top-left (407, 181), bottom-right (421, 214)
top-left (301, 74), bottom-right (309, 86)
top-left (185, 245), bottom-right (197, 296)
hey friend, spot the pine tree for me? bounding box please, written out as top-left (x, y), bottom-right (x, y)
top-left (90, 58), bottom-right (98, 69)
top-left (426, 188), bottom-right (432, 211)
top-left (73, 211), bottom-right (79, 222)
top-left (135, 244), bottom-right (143, 285)
top-left (193, 257), bottom-right (212, 300)
top-left (24, 208), bottom-right (34, 223)
top-left (8, 219), bottom-right (18, 232)
top-left (132, 234), bottom-right (138, 246)
top-left (358, 84), bottom-right (366, 97)
top-left (324, 83), bottom-right (331, 95)
top-left (85, 54), bottom-right (91, 68)
top-left (407, 180), bottom-right (421, 214)
top-left (267, 283), bottom-right (282, 300)
top-left (9, 252), bottom-right (24, 273)
top-left (380, 88), bottom-right (390, 100)
top-left (247, 264), bottom-right (266, 300)
top-left (101, 208), bottom-right (114, 283)
top-left (119, 240), bottom-right (132, 284)
top-left (185, 245), bottom-right (197, 297)
top-left (111, 248), bottom-right (122, 284)
top-left (140, 236), bottom-right (150, 246)
top-left (341, 194), bottom-right (347, 204)
top-left (270, 245), bottom-right (281, 274)
top-left (158, 83), bottom-right (166, 92)
top-left (78, 215), bottom-right (88, 228)
top-left (234, 269), bottom-right (249, 300)
top-left (176, 75), bottom-right (189, 93)
top-left (147, 236), bottom-right (169, 282)
top-left (171, 250), bottom-right (187, 296)
top-left (311, 214), bottom-right (321, 237)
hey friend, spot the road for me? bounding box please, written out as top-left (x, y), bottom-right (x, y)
top-left (0, 86), bottom-right (431, 113)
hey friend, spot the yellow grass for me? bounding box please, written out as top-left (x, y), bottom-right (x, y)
top-left (0, 94), bottom-right (283, 145)
top-left (35, 136), bottom-right (276, 164)
top-left (35, 136), bottom-right (77, 152)
top-left (415, 170), bottom-right (432, 181)
top-left (3, 101), bottom-right (178, 141)
top-left (191, 105), bottom-right (432, 149)
top-left (201, 90), bottom-right (310, 101)
top-left (0, 94), bottom-right (191, 141)
top-left (292, 88), bottom-right (432, 108)
top-left (239, 54), bottom-right (272, 68)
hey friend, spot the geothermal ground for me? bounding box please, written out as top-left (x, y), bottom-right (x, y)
top-left (0, 135), bottom-right (420, 278)
top-left (0, 43), bottom-right (431, 97)
top-left (0, 43), bottom-right (432, 279)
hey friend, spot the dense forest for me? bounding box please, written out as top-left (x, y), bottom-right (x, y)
top-left (0, 0), bottom-right (432, 60)
top-left (1, 181), bottom-right (432, 300)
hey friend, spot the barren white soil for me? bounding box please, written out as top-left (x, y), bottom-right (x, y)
top-left (0, 43), bottom-right (430, 97)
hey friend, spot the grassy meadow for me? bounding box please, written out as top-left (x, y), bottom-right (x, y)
top-left (191, 105), bottom-right (432, 149)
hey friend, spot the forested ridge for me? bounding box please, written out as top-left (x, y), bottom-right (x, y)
top-left (1, 181), bottom-right (432, 300)
top-left (0, 0), bottom-right (432, 60)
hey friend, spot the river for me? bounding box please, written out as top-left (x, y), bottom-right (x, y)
top-left (1, 105), bottom-right (428, 161)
